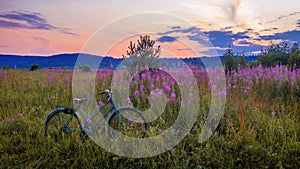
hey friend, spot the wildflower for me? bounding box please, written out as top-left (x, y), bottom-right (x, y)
top-left (17, 113), bottom-right (23, 117)
top-left (211, 85), bottom-right (217, 91)
top-left (171, 92), bottom-right (176, 98)
top-left (96, 101), bottom-right (103, 109)
top-left (10, 118), bottom-right (15, 123)
top-left (141, 73), bottom-right (146, 80)
top-left (165, 98), bottom-right (171, 103)
top-left (188, 92), bottom-right (194, 98)
top-left (134, 90), bottom-right (140, 97)
top-left (128, 118), bottom-right (133, 124)
top-left (150, 84), bottom-right (155, 89)
top-left (87, 116), bottom-right (92, 123)
top-left (127, 97), bottom-right (132, 104)
top-left (4, 118), bottom-right (8, 123)
top-left (271, 111), bottom-right (276, 118)
top-left (159, 130), bottom-right (163, 135)
top-left (218, 91), bottom-right (226, 96)
top-left (165, 85), bottom-right (171, 92)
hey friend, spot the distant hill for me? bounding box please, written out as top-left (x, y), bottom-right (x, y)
top-left (0, 53), bottom-right (258, 69)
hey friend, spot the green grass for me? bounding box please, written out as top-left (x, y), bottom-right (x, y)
top-left (0, 68), bottom-right (299, 168)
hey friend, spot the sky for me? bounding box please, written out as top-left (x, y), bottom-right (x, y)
top-left (0, 0), bottom-right (299, 57)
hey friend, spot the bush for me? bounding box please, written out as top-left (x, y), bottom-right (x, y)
top-left (2, 65), bottom-right (9, 70)
top-left (29, 64), bottom-right (39, 71)
top-left (79, 64), bottom-right (91, 72)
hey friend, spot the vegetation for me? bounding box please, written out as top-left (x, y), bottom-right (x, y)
top-left (2, 65), bottom-right (9, 70)
top-left (222, 42), bottom-right (300, 73)
top-left (0, 64), bottom-right (299, 168)
top-left (29, 63), bottom-right (39, 71)
top-left (122, 35), bottom-right (161, 76)
top-left (221, 45), bottom-right (247, 74)
top-left (79, 64), bottom-right (91, 72)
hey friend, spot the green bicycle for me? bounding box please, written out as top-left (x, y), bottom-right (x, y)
top-left (45, 89), bottom-right (147, 141)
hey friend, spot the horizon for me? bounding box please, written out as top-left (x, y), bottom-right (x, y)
top-left (0, 0), bottom-right (300, 58)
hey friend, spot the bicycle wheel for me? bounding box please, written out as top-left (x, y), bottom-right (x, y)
top-left (45, 108), bottom-right (83, 141)
top-left (108, 107), bottom-right (146, 139)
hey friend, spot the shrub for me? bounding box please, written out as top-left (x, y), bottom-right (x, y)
top-left (29, 64), bottom-right (39, 71)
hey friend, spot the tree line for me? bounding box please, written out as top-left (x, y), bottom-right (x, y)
top-left (222, 41), bottom-right (300, 74)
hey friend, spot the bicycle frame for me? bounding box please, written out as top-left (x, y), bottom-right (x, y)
top-left (74, 94), bottom-right (126, 132)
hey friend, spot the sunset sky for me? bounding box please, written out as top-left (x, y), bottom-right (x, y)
top-left (0, 0), bottom-right (299, 57)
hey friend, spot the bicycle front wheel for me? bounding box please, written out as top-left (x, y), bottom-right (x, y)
top-left (45, 108), bottom-right (83, 141)
top-left (108, 107), bottom-right (146, 139)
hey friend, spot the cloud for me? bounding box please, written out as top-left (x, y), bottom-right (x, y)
top-left (156, 36), bottom-right (177, 43)
top-left (259, 30), bottom-right (300, 43)
top-left (31, 36), bottom-right (55, 55)
top-left (0, 10), bottom-right (76, 35)
top-left (0, 45), bottom-right (7, 47)
top-left (170, 26), bottom-right (181, 29)
top-left (218, 0), bottom-right (242, 24)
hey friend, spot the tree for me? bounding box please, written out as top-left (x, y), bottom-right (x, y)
top-left (2, 65), bottom-right (9, 70)
top-left (288, 42), bottom-right (300, 69)
top-left (29, 64), bottom-right (39, 71)
top-left (79, 64), bottom-right (91, 72)
top-left (122, 35), bottom-right (161, 76)
top-left (258, 41), bottom-right (290, 67)
top-left (222, 45), bottom-right (239, 74)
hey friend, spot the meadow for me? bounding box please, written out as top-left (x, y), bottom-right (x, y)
top-left (0, 64), bottom-right (299, 168)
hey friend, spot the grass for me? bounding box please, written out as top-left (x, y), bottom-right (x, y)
top-left (0, 67), bottom-right (299, 168)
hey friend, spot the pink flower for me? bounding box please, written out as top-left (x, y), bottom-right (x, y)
top-left (4, 118), bottom-right (8, 123)
top-left (171, 92), bottom-right (176, 98)
top-left (10, 118), bottom-right (15, 123)
top-left (211, 85), bottom-right (217, 91)
top-left (165, 85), bottom-right (171, 92)
top-left (127, 97), bottom-right (132, 104)
top-left (188, 93), bottom-right (194, 98)
top-left (134, 90), bottom-right (140, 97)
top-left (87, 116), bottom-right (92, 123)
top-left (159, 130), bottom-right (163, 135)
top-left (271, 111), bottom-right (276, 118)
top-left (128, 118), bottom-right (133, 124)
top-left (17, 113), bottom-right (23, 117)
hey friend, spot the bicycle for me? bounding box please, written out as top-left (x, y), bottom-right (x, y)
top-left (45, 89), bottom-right (147, 141)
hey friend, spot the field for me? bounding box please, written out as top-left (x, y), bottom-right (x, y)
top-left (0, 65), bottom-right (299, 168)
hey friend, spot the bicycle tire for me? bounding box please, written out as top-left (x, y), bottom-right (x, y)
top-left (45, 107), bottom-right (84, 141)
top-left (108, 107), bottom-right (146, 139)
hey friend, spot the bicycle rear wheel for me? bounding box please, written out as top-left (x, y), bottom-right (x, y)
top-left (108, 107), bottom-right (146, 139)
top-left (45, 108), bottom-right (83, 141)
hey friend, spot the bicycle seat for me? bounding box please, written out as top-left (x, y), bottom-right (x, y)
top-left (73, 98), bottom-right (88, 104)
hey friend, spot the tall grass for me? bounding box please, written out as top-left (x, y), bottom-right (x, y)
top-left (0, 65), bottom-right (299, 168)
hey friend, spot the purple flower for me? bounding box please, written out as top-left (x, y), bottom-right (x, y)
top-left (127, 97), bottom-right (132, 104)
top-left (151, 84), bottom-right (155, 89)
top-left (10, 118), bottom-right (15, 123)
top-left (211, 85), bottom-right (217, 91)
top-left (188, 92), bottom-right (193, 98)
top-left (134, 90), bottom-right (140, 97)
top-left (17, 113), bottom-right (23, 117)
top-left (141, 74), bottom-right (146, 80)
top-left (128, 118), bottom-right (133, 124)
top-left (98, 101), bottom-right (103, 107)
top-left (87, 116), bottom-right (92, 123)
top-left (159, 130), bottom-right (163, 135)
top-left (4, 118), bottom-right (8, 123)
top-left (165, 85), bottom-right (171, 92)
top-left (165, 98), bottom-right (171, 103)
top-left (218, 91), bottom-right (226, 96)
top-left (171, 92), bottom-right (176, 98)
top-left (271, 111), bottom-right (276, 117)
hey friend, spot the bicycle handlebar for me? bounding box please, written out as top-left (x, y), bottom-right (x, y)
top-left (99, 89), bottom-right (112, 98)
